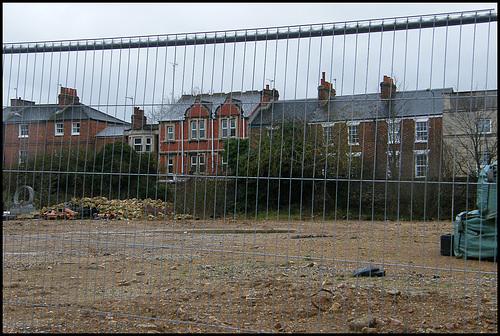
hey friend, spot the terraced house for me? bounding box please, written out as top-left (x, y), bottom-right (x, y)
top-left (250, 73), bottom-right (454, 180)
top-left (158, 85), bottom-right (279, 176)
top-left (2, 87), bottom-right (130, 168)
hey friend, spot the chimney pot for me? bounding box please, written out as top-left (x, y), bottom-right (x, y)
top-left (58, 86), bottom-right (80, 108)
top-left (380, 75), bottom-right (397, 99)
top-left (266, 84), bottom-right (270, 90)
top-left (318, 72), bottom-right (335, 104)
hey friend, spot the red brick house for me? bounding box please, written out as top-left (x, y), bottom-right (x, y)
top-left (250, 73), bottom-right (452, 180)
top-left (158, 86), bottom-right (279, 176)
top-left (2, 87), bottom-right (130, 168)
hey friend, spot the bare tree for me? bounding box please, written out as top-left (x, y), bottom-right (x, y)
top-left (443, 90), bottom-right (497, 179)
top-left (145, 95), bottom-right (178, 124)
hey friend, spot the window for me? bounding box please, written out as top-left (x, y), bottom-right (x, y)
top-left (190, 154), bottom-right (206, 174)
top-left (221, 118), bottom-right (236, 138)
top-left (190, 155), bottom-right (197, 173)
top-left (134, 138), bottom-right (142, 152)
top-left (387, 120), bottom-right (400, 144)
top-left (199, 120), bottom-right (205, 139)
top-left (221, 155), bottom-right (228, 172)
top-left (167, 156), bottom-right (174, 174)
top-left (145, 137), bottom-right (152, 152)
top-left (71, 122), bottom-right (80, 135)
top-left (229, 118), bottom-right (236, 137)
top-left (347, 125), bottom-right (359, 145)
top-left (221, 119), bottom-right (228, 138)
top-left (415, 120), bottom-right (428, 142)
top-left (324, 126), bottom-right (333, 144)
top-left (18, 150), bottom-right (28, 166)
top-left (19, 124), bottom-right (28, 138)
top-left (479, 151), bottom-right (491, 168)
top-left (386, 151), bottom-right (401, 178)
top-left (190, 119), bottom-right (206, 140)
top-left (55, 123), bottom-right (64, 136)
top-left (166, 125), bottom-right (174, 141)
top-left (476, 119), bottom-right (492, 134)
top-left (414, 150), bottom-right (429, 178)
top-left (198, 155), bottom-right (205, 173)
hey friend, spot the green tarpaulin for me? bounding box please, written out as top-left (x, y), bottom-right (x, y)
top-left (453, 161), bottom-right (497, 261)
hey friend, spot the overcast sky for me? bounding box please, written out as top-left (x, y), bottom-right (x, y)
top-left (3, 3), bottom-right (497, 120)
top-left (3, 3), bottom-right (497, 42)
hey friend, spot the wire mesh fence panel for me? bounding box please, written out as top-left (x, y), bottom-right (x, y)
top-left (3, 9), bottom-right (498, 333)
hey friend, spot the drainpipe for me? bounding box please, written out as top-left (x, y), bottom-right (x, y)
top-left (181, 120), bottom-right (184, 174)
top-left (211, 117), bottom-right (214, 173)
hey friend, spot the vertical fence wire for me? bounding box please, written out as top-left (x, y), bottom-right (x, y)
top-left (3, 9), bottom-right (498, 333)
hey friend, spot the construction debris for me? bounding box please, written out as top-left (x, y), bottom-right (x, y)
top-left (40, 197), bottom-right (174, 220)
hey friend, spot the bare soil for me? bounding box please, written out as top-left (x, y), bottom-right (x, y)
top-left (3, 217), bottom-right (497, 333)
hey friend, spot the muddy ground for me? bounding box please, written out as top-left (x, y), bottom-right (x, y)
top-left (3, 217), bottom-right (497, 333)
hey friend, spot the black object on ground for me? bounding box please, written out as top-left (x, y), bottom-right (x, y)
top-left (291, 234), bottom-right (333, 239)
top-left (440, 233), bottom-right (454, 256)
top-left (352, 266), bottom-right (386, 277)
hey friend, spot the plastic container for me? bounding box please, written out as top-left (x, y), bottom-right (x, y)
top-left (440, 233), bottom-right (454, 256)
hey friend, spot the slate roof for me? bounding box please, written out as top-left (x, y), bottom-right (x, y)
top-left (95, 125), bottom-right (131, 138)
top-left (160, 91), bottom-right (264, 122)
top-left (3, 103), bottom-right (128, 125)
top-left (250, 88), bottom-right (454, 126)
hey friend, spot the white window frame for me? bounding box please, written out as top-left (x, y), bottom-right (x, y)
top-left (415, 118), bottom-right (428, 143)
top-left (190, 155), bottom-right (197, 173)
top-left (198, 154), bottom-right (205, 173)
top-left (414, 149), bottom-right (430, 178)
top-left (386, 150), bottom-right (401, 178)
top-left (199, 120), bottom-right (205, 139)
top-left (221, 119), bottom-right (228, 138)
top-left (476, 119), bottom-right (492, 134)
top-left (324, 126), bottom-right (334, 144)
top-left (166, 125), bottom-right (174, 141)
top-left (347, 122), bottom-right (360, 146)
top-left (167, 156), bottom-right (174, 174)
top-left (221, 155), bottom-right (228, 172)
top-left (19, 124), bottom-right (29, 138)
top-left (18, 150), bottom-right (28, 165)
top-left (229, 118), bottom-right (236, 137)
top-left (221, 118), bottom-right (237, 138)
top-left (190, 119), bottom-right (206, 140)
top-left (145, 137), bottom-right (152, 152)
top-left (71, 122), bottom-right (81, 135)
top-left (387, 119), bottom-right (401, 144)
top-left (190, 154), bottom-right (206, 173)
top-left (134, 137), bottom-right (142, 152)
top-left (55, 122), bottom-right (64, 136)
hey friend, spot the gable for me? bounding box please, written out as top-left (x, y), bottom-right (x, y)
top-left (185, 103), bottom-right (211, 118)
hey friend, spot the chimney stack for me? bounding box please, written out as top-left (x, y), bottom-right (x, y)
top-left (10, 97), bottom-right (35, 111)
top-left (380, 75), bottom-right (397, 99)
top-left (261, 84), bottom-right (279, 104)
top-left (131, 107), bottom-right (147, 129)
top-left (58, 87), bottom-right (80, 109)
top-left (318, 72), bottom-right (336, 105)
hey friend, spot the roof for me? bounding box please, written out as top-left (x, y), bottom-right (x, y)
top-left (160, 91), bottom-right (264, 122)
top-left (250, 88), bottom-right (454, 126)
top-left (2, 103), bottom-right (129, 124)
top-left (95, 124), bottom-right (131, 138)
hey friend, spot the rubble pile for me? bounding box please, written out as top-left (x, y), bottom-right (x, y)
top-left (41, 197), bottom-right (175, 220)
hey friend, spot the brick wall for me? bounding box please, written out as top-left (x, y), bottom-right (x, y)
top-left (3, 119), bottom-right (121, 167)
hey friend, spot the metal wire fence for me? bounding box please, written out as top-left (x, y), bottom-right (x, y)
top-left (3, 9), bottom-right (498, 333)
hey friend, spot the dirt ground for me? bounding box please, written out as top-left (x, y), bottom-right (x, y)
top-left (3, 217), bottom-right (498, 333)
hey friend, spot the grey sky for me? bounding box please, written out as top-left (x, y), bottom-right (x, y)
top-left (3, 3), bottom-right (497, 121)
top-left (3, 3), bottom-right (497, 43)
